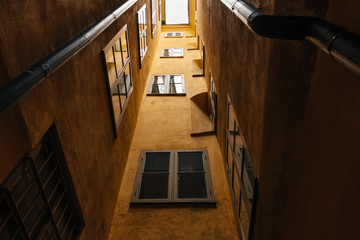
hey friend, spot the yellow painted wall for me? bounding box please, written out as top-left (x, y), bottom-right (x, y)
top-left (108, 28), bottom-right (239, 239)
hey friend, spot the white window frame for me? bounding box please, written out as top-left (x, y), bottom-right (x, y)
top-left (160, 48), bottom-right (184, 58)
top-left (147, 74), bottom-right (186, 95)
top-left (131, 150), bottom-right (215, 204)
top-left (137, 4), bottom-right (148, 68)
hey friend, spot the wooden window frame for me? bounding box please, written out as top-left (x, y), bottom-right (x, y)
top-left (101, 24), bottom-right (133, 138)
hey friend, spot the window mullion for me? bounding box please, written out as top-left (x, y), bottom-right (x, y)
top-left (170, 151), bottom-right (176, 202)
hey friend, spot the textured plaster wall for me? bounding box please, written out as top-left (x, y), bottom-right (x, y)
top-left (0, 0), bottom-right (160, 239)
top-left (108, 29), bottom-right (239, 239)
top-left (197, 0), bottom-right (360, 239)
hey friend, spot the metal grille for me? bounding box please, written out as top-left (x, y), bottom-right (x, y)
top-left (1, 129), bottom-right (83, 240)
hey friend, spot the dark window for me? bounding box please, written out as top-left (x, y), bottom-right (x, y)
top-left (132, 150), bottom-right (214, 203)
top-left (225, 95), bottom-right (257, 240)
top-left (102, 24), bottom-right (133, 137)
top-left (147, 75), bottom-right (186, 95)
top-left (137, 4), bottom-right (148, 68)
top-left (0, 125), bottom-right (84, 240)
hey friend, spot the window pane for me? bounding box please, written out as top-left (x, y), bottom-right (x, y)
top-left (112, 93), bottom-right (121, 121)
top-left (233, 165), bottom-right (241, 211)
top-left (178, 152), bottom-right (204, 172)
top-left (139, 174), bottom-right (169, 199)
top-left (151, 75), bottom-right (166, 94)
top-left (227, 141), bottom-right (234, 171)
top-left (240, 195), bottom-right (250, 239)
top-left (105, 49), bottom-right (116, 86)
top-left (178, 173), bottom-right (207, 198)
top-left (113, 45), bottom-right (122, 76)
top-left (144, 152), bottom-right (170, 172)
top-left (228, 103), bottom-right (236, 146)
top-left (120, 33), bottom-right (128, 62)
top-left (169, 75), bottom-right (184, 94)
top-left (123, 63), bottom-right (132, 92)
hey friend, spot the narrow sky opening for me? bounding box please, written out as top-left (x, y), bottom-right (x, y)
top-left (165, 0), bottom-right (189, 25)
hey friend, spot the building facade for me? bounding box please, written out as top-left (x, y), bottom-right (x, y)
top-left (0, 0), bottom-right (359, 239)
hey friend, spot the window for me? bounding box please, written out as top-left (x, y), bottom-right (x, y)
top-left (131, 150), bottom-right (214, 203)
top-left (165, 0), bottom-right (189, 25)
top-left (164, 32), bottom-right (183, 38)
top-left (147, 74), bottom-right (186, 95)
top-left (137, 4), bottom-right (147, 68)
top-left (226, 95), bottom-right (257, 240)
top-left (160, 48), bottom-right (184, 58)
top-left (151, 0), bottom-right (156, 38)
top-left (193, 37), bottom-right (205, 77)
top-left (209, 70), bottom-right (217, 131)
top-left (0, 125), bottom-right (84, 240)
top-left (158, 0), bottom-right (161, 21)
top-left (102, 25), bottom-right (133, 137)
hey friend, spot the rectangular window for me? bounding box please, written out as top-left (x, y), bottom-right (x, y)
top-left (102, 25), bottom-right (133, 137)
top-left (225, 95), bottom-right (257, 240)
top-left (160, 48), bottom-right (184, 58)
top-left (0, 125), bottom-right (84, 240)
top-left (132, 150), bottom-right (214, 203)
top-left (137, 4), bottom-right (148, 68)
top-left (151, 0), bottom-right (157, 38)
top-left (164, 32), bottom-right (183, 38)
top-left (209, 69), bottom-right (217, 131)
top-left (147, 74), bottom-right (186, 95)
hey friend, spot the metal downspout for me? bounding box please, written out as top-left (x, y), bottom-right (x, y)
top-left (0, 0), bottom-right (138, 115)
top-left (220, 0), bottom-right (360, 75)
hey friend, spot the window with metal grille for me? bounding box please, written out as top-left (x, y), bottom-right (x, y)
top-left (102, 24), bottom-right (133, 137)
top-left (131, 150), bottom-right (215, 203)
top-left (0, 125), bottom-right (84, 240)
top-left (225, 95), bottom-right (257, 240)
top-left (147, 74), bottom-right (185, 95)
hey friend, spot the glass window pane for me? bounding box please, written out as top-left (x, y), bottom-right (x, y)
top-left (113, 44), bottom-right (122, 76)
top-left (151, 75), bottom-right (166, 94)
top-left (169, 75), bottom-right (184, 94)
top-left (227, 141), bottom-right (234, 171)
top-left (240, 195), bottom-right (250, 239)
top-left (120, 33), bottom-right (128, 62)
top-left (139, 174), bottom-right (169, 199)
top-left (228, 103), bottom-right (236, 146)
top-left (178, 152), bottom-right (204, 172)
top-left (105, 49), bottom-right (116, 86)
top-left (112, 93), bottom-right (121, 121)
top-left (144, 152), bottom-right (170, 172)
top-left (233, 165), bottom-right (241, 210)
top-left (178, 173), bottom-right (207, 198)
top-left (123, 63), bottom-right (132, 92)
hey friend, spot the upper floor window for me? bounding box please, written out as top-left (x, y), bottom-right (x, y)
top-left (102, 25), bottom-right (133, 137)
top-left (226, 95), bottom-right (257, 240)
top-left (131, 150), bottom-right (215, 203)
top-left (137, 4), bottom-right (148, 68)
top-left (151, 0), bottom-right (157, 38)
top-left (160, 48), bottom-right (184, 58)
top-left (0, 125), bottom-right (84, 240)
top-left (209, 70), bottom-right (217, 131)
top-left (147, 75), bottom-right (185, 95)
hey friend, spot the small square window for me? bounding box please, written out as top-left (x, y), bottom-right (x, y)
top-left (147, 74), bottom-right (186, 95)
top-left (164, 32), bottom-right (183, 38)
top-left (160, 48), bottom-right (184, 58)
top-left (132, 150), bottom-right (215, 203)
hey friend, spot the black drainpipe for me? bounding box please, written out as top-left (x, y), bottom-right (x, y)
top-left (0, 0), bottom-right (138, 115)
top-left (221, 0), bottom-right (360, 75)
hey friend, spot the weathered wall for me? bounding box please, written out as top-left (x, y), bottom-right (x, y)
top-left (108, 28), bottom-right (239, 239)
top-left (0, 0), bottom-right (161, 239)
top-left (197, 0), bottom-right (360, 239)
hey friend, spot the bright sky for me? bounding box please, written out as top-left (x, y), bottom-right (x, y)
top-left (165, 0), bottom-right (189, 24)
